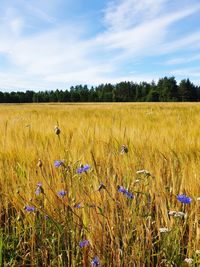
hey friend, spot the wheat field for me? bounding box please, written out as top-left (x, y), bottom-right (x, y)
top-left (0, 103), bottom-right (200, 266)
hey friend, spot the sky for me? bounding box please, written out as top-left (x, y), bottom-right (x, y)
top-left (0, 0), bottom-right (200, 91)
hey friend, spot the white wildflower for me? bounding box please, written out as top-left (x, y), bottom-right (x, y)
top-left (184, 258), bottom-right (193, 264)
top-left (197, 197), bottom-right (200, 201)
top-left (174, 211), bottom-right (186, 218)
top-left (168, 210), bottom-right (186, 218)
top-left (168, 210), bottom-right (177, 216)
top-left (160, 259), bottom-right (167, 264)
top-left (159, 227), bottom-right (170, 233)
top-left (136, 169), bottom-right (150, 175)
top-left (196, 250), bottom-right (200, 254)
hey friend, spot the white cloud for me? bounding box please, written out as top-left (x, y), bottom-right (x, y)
top-left (104, 0), bottom-right (167, 31)
top-left (160, 31), bottom-right (200, 54)
top-left (0, 0), bottom-right (200, 90)
top-left (25, 3), bottom-right (56, 23)
top-left (99, 3), bottom-right (200, 54)
top-left (0, 72), bottom-right (48, 90)
top-left (10, 17), bottom-right (24, 36)
top-left (9, 27), bottom-right (89, 74)
top-left (46, 69), bottom-right (158, 86)
top-left (170, 67), bottom-right (200, 77)
top-left (165, 54), bottom-right (200, 65)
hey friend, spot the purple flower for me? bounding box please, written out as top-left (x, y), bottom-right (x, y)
top-left (177, 194), bottom-right (192, 204)
top-left (77, 164), bottom-right (90, 174)
top-left (58, 190), bottom-right (67, 197)
top-left (117, 185), bottom-right (134, 199)
top-left (35, 188), bottom-right (41, 196)
top-left (24, 206), bottom-right (35, 212)
top-left (98, 183), bottom-right (106, 191)
top-left (54, 160), bottom-right (63, 168)
top-left (121, 144), bottom-right (128, 154)
top-left (74, 203), bottom-right (81, 208)
top-left (91, 256), bottom-right (100, 266)
top-left (117, 186), bottom-right (126, 194)
top-left (44, 215), bottom-right (49, 220)
top-left (125, 191), bottom-right (134, 199)
top-left (35, 182), bottom-right (43, 195)
top-left (79, 240), bottom-right (89, 248)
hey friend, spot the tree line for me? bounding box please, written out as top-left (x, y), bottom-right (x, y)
top-left (0, 77), bottom-right (200, 103)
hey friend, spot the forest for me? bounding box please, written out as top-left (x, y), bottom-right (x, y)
top-left (0, 77), bottom-right (200, 103)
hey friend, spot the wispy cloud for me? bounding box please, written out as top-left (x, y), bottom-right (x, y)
top-left (98, 2), bottom-right (200, 57)
top-left (0, 0), bottom-right (200, 90)
top-left (165, 54), bottom-right (200, 65)
top-left (104, 0), bottom-right (167, 30)
top-left (160, 31), bottom-right (200, 55)
top-left (170, 67), bottom-right (200, 77)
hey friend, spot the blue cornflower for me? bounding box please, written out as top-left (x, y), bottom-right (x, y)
top-left (35, 182), bottom-right (43, 195)
top-left (98, 183), bottom-right (106, 191)
top-left (24, 206), bottom-right (35, 212)
top-left (37, 182), bottom-right (42, 187)
top-left (125, 191), bottom-right (134, 199)
top-left (91, 256), bottom-right (100, 266)
top-left (35, 187), bottom-right (41, 196)
top-left (117, 185), bottom-right (126, 194)
top-left (54, 160), bottom-right (63, 168)
top-left (58, 190), bottom-right (67, 197)
top-left (117, 185), bottom-right (134, 199)
top-left (77, 164), bottom-right (90, 174)
top-left (74, 203), bottom-right (81, 208)
top-left (44, 215), bottom-right (49, 220)
top-left (177, 194), bottom-right (192, 204)
top-left (79, 240), bottom-right (89, 248)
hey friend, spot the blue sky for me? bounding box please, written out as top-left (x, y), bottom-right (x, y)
top-left (0, 0), bottom-right (200, 91)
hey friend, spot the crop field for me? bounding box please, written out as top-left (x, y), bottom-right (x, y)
top-left (0, 103), bottom-right (200, 266)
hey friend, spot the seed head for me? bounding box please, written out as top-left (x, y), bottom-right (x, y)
top-left (98, 183), bottom-right (106, 191)
top-left (37, 159), bottom-right (42, 168)
top-left (54, 125), bottom-right (61, 135)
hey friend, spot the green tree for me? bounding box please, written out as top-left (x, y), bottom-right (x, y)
top-left (178, 79), bottom-right (197, 101)
top-left (157, 77), bottom-right (178, 101)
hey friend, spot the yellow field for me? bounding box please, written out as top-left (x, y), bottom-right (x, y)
top-left (0, 103), bottom-right (200, 266)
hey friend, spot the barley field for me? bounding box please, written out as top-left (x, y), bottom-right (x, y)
top-left (0, 103), bottom-right (200, 267)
